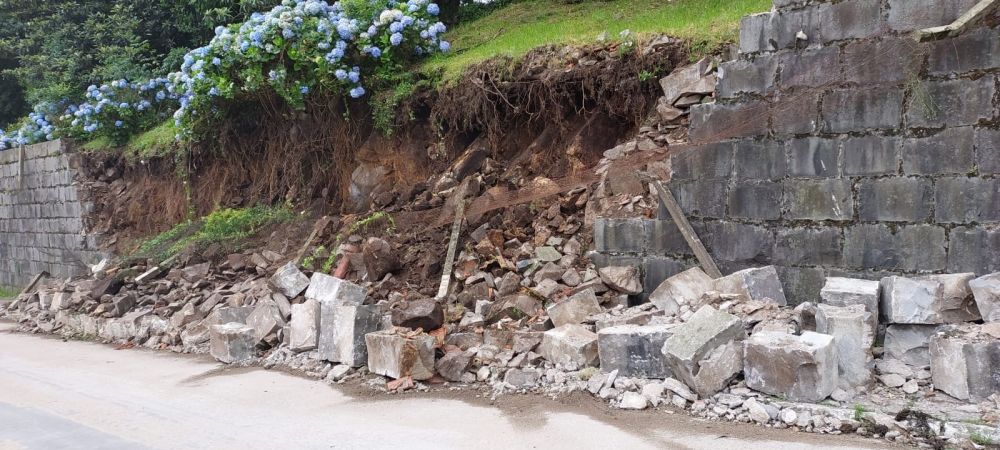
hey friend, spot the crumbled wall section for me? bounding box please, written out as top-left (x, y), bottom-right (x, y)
top-left (594, 0), bottom-right (1000, 304)
top-left (0, 140), bottom-right (103, 288)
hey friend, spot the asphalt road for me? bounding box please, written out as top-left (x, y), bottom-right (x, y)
top-left (0, 320), bottom-right (885, 450)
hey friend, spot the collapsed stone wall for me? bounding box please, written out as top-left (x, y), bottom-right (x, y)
top-left (595, 0), bottom-right (1000, 304)
top-left (0, 140), bottom-right (103, 288)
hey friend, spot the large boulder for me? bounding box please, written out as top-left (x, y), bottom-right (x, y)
top-left (884, 324), bottom-right (939, 367)
top-left (970, 272), bottom-right (1000, 323)
top-left (598, 266), bottom-right (642, 295)
top-left (819, 277), bottom-right (879, 332)
top-left (547, 289), bottom-right (602, 327)
top-left (714, 266), bottom-right (786, 306)
top-left (319, 304), bottom-right (384, 367)
top-left (881, 275), bottom-right (979, 324)
top-left (816, 304), bottom-right (872, 388)
top-left (930, 324), bottom-right (1000, 401)
top-left (304, 273), bottom-right (366, 306)
top-left (648, 267), bottom-right (714, 315)
top-left (598, 324), bottom-right (674, 379)
top-left (661, 305), bottom-right (745, 396)
top-left (245, 299), bottom-right (285, 344)
top-left (744, 331), bottom-right (838, 402)
top-left (270, 262), bottom-right (310, 298)
top-left (209, 323), bottom-right (257, 364)
top-left (390, 298), bottom-right (444, 331)
top-left (365, 329), bottom-right (436, 380)
top-left (539, 324), bottom-right (599, 370)
top-left (289, 299), bottom-right (320, 352)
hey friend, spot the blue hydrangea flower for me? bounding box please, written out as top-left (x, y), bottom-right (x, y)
top-left (390, 32), bottom-right (403, 46)
top-left (349, 86), bottom-right (365, 98)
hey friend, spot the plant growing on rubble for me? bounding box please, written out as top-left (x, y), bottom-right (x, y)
top-left (853, 404), bottom-right (867, 421)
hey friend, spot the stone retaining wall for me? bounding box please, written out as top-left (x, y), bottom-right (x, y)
top-left (0, 140), bottom-right (102, 288)
top-left (594, 0), bottom-right (1000, 304)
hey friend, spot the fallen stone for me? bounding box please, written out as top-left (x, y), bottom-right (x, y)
top-left (745, 398), bottom-right (771, 423)
top-left (969, 272), bottom-right (1000, 323)
top-left (170, 302), bottom-right (203, 330)
top-left (820, 277), bottom-right (879, 330)
top-left (917, 273), bottom-right (981, 322)
top-left (880, 276), bottom-right (971, 324)
top-left (662, 377), bottom-right (697, 401)
top-left (110, 294), bottom-right (136, 318)
top-left (210, 323), bottom-right (257, 364)
top-left (661, 306), bottom-right (745, 397)
top-left (504, 368), bottom-right (541, 388)
top-left (485, 294), bottom-right (540, 325)
top-left (289, 299), bottom-right (320, 352)
top-left (270, 262), bottom-right (310, 298)
top-left (780, 408), bottom-right (798, 425)
top-left (536, 246), bottom-right (562, 262)
top-left (512, 331), bottom-right (543, 354)
top-left (876, 358), bottom-right (915, 378)
top-left (539, 324), bottom-right (599, 370)
top-left (304, 273), bottom-right (366, 306)
top-left (326, 364), bottom-right (351, 382)
top-left (363, 237), bottom-right (401, 281)
top-left (547, 289), bottom-right (602, 327)
top-left (365, 329), bottom-right (436, 380)
top-left (878, 373), bottom-right (906, 388)
top-left (598, 324), bottom-right (674, 379)
top-left (205, 306), bottom-right (253, 327)
top-left (714, 266), bottom-right (787, 306)
top-left (649, 267), bottom-right (714, 315)
top-left (902, 379), bottom-right (920, 394)
top-left (391, 298), bottom-right (444, 331)
top-left (598, 266), bottom-right (642, 295)
top-left (435, 351), bottom-right (473, 382)
top-left (744, 331), bottom-right (838, 402)
top-left (319, 304), bottom-right (384, 367)
top-left (884, 324), bottom-right (939, 366)
top-left (930, 324), bottom-right (1000, 401)
top-left (816, 304), bottom-right (872, 389)
top-left (619, 391), bottom-right (649, 410)
top-left (660, 58), bottom-right (714, 106)
top-left (181, 263), bottom-right (210, 283)
top-left (246, 299), bottom-right (285, 344)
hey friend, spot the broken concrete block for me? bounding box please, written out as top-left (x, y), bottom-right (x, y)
top-left (210, 323), bottom-right (257, 364)
top-left (916, 273), bottom-right (981, 323)
top-left (649, 267), bottom-right (715, 315)
top-left (714, 266), bottom-right (787, 306)
top-left (661, 305), bottom-right (745, 396)
top-left (930, 324), bottom-right (1000, 401)
top-left (304, 273), bottom-right (366, 306)
top-left (289, 299), bottom-right (320, 352)
top-left (598, 266), bottom-right (642, 295)
top-left (745, 331), bottom-right (838, 402)
top-left (880, 276), bottom-right (963, 324)
top-left (598, 324), bottom-right (674, 379)
top-left (969, 272), bottom-right (1000, 323)
top-left (539, 324), bottom-right (599, 370)
top-left (435, 351), bottom-right (472, 382)
top-left (816, 304), bottom-right (872, 389)
top-left (365, 329), bottom-right (436, 380)
top-left (390, 298), bottom-right (444, 331)
top-left (504, 368), bottom-right (541, 388)
top-left (246, 299), bottom-right (285, 343)
top-left (884, 324), bottom-right (939, 367)
top-left (820, 277), bottom-right (879, 315)
top-left (270, 262), bottom-right (310, 298)
top-left (547, 289), bottom-right (602, 327)
top-left (319, 303), bottom-right (384, 367)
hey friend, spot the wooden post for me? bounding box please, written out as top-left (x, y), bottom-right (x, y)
top-left (915, 0), bottom-right (998, 41)
top-left (641, 172), bottom-right (723, 279)
top-left (436, 179), bottom-right (470, 299)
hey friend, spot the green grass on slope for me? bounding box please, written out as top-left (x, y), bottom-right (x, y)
top-left (0, 286), bottom-right (19, 298)
top-left (134, 205), bottom-right (295, 262)
top-left (423, 0), bottom-right (771, 80)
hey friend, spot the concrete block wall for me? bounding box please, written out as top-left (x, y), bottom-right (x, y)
top-left (594, 0), bottom-right (1000, 304)
top-left (0, 140), bottom-right (103, 288)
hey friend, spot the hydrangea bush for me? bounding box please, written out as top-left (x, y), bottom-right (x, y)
top-left (0, 0), bottom-right (449, 149)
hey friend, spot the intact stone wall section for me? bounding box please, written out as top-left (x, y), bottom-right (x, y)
top-left (593, 0), bottom-right (1000, 304)
top-left (0, 140), bottom-right (102, 288)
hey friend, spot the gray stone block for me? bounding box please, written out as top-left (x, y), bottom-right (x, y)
top-left (902, 127), bottom-right (975, 175)
top-left (930, 324), bottom-right (1000, 401)
top-left (927, 27), bottom-right (1000, 76)
top-left (844, 224), bottom-right (947, 271)
top-left (593, 218), bottom-right (650, 253)
top-left (365, 330), bottom-right (436, 380)
top-left (778, 46), bottom-right (841, 89)
top-left (788, 137), bottom-right (839, 177)
top-left (843, 37), bottom-right (922, 85)
top-left (649, 266), bottom-right (714, 314)
top-left (689, 101), bottom-right (769, 143)
top-left (642, 256), bottom-right (688, 295)
top-left (270, 263), bottom-right (310, 299)
top-left (774, 227), bottom-right (842, 266)
top-left (885, 324), bottom-right (938, 366)
top-left (948, 227), bottom-right (1000, 274)
top-left (670, 142), bottom-right (734, 180)
top-left (842, 136), bottom-right (899, 176)
top-left (771, 91), bottom-right (821, 135)
top-left (305, 272), bottom-right (366, 306)
top-left (715, 266), bottom-right (787, 305)
top-left (319, 304), bottom-right (384, 367)
top-left (547, 289), bottom-right (602, 327)
top-left (739, 12), bottom-right (777, 54)
top-left (702, 221), bottom-right (774, 264)
top-left (935, 177), bottom-right (1000, 224)
top-left (858, 177), bottom-right (933, 222)
top-left (816, 304), bottom-right (872, 389)
top-left (210, 323), bottom-right (257, 364)
top-left (598, 324), bottom-right (674, 378)
top-left (819, 0), bottom-right (882, 43)
top-left (289, 299), bottom-right (320, 352)
top-left (539, 324), bottom-right (599, 370)
top-left (717, 55), bottom-right (778, 99)
top-left (777, 266), bottom-right (826, 307)
top-left (783, 179), bottom-right (854, 221)
top-left (771, 6), bottom-right (823, 50)
top-left (887, 0), bottom-right (981, 32)
top-left (671, 180), bottom-right (728, 218)
top-left (734, 140), bottom-right (787, 180)
top-left (662, 306), bottom-right (745, 396)
top-left (744, 331), bottom-right (838, 402)
top-left (822, 87), bottom-right (904, 133)
top-left (969, 273), bottom-right (1000, 323)
top-left (905, 78), bottom-right (996, 128)
top-left (728, 180), bottom-right (782, 220)
top-left (976, 128), bottom-right (1000, 174)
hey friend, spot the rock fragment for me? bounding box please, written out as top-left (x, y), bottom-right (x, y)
top-left (884, 324), bottom-right (939, 366)
top-left (816, 304), bottom-right (872, 388)
top-left (547, 289), bottom-right (602, 327)
top-left (305, 273), bottom-right (366, 306)
top-left (365, 329), bottom-right (436, 380)
top-left (649, 267), bottom-right (714, 315)
top-left (598, 324), bottom-right (674, 379)
top-left (930, 324), bottom-right (1000, 401)
top-left (246, 299), bottom-right (285, 344)
top-left (661, 306), bottom-right (745, 396)
top-left (289, 299), bottom-right (320, 352)
top-left (539, 324), bottom-right (599, 370)
top-left (714, 266), bottom-right (786, 305)
top-left (744, 331), bottom-right (838, 402)
top-left (319, 304), bottom-right (384, 367)
top-left (270, 262), bottom-right (310, 298)
top-left (210, 323), bottom-right (257, 364)
top-left (880, 276), bottom-right (977, 324)
top-left (598, 266), bottom-right (642, 295)
top-left (363, 237), bottom-right (401, 281)
top-left (970, 272), bottom-right (1000, 322)
top-left (391, 298), bottom-right (444, 331)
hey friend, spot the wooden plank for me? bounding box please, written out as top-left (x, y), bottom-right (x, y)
top-left (640, 172), bottom-right (723, 279)
top-left (436, 179), bottom-right (470, 299)
top-left (294, 216), bottom-right (334, 264)
top-left (916, 0), bottom-right (998, 41)
top-left (19, 271), bottom-right (50, 296)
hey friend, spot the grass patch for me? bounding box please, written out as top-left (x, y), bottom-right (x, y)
top-left (971, 431), bottom-right (995, 446)
top-left (133, 205), bottom-right (295, 262)
top-left (0, 286), bottom-right (20, 298)
top-left (126, 120), bottom-right (178, 159)
top-left (81, 135), bottom-right (114, 152)
top-left (853, 404), bottom-right (868, 421)
top-left (423, 0), bottom-right (771, 81)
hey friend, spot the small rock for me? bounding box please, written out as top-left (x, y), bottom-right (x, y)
top-left (780, 409), bottom-right (798, 425)
top-left (619, 392), bottom-right (649, 410)
top-left (878, 373), bottom-right (906, 388)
